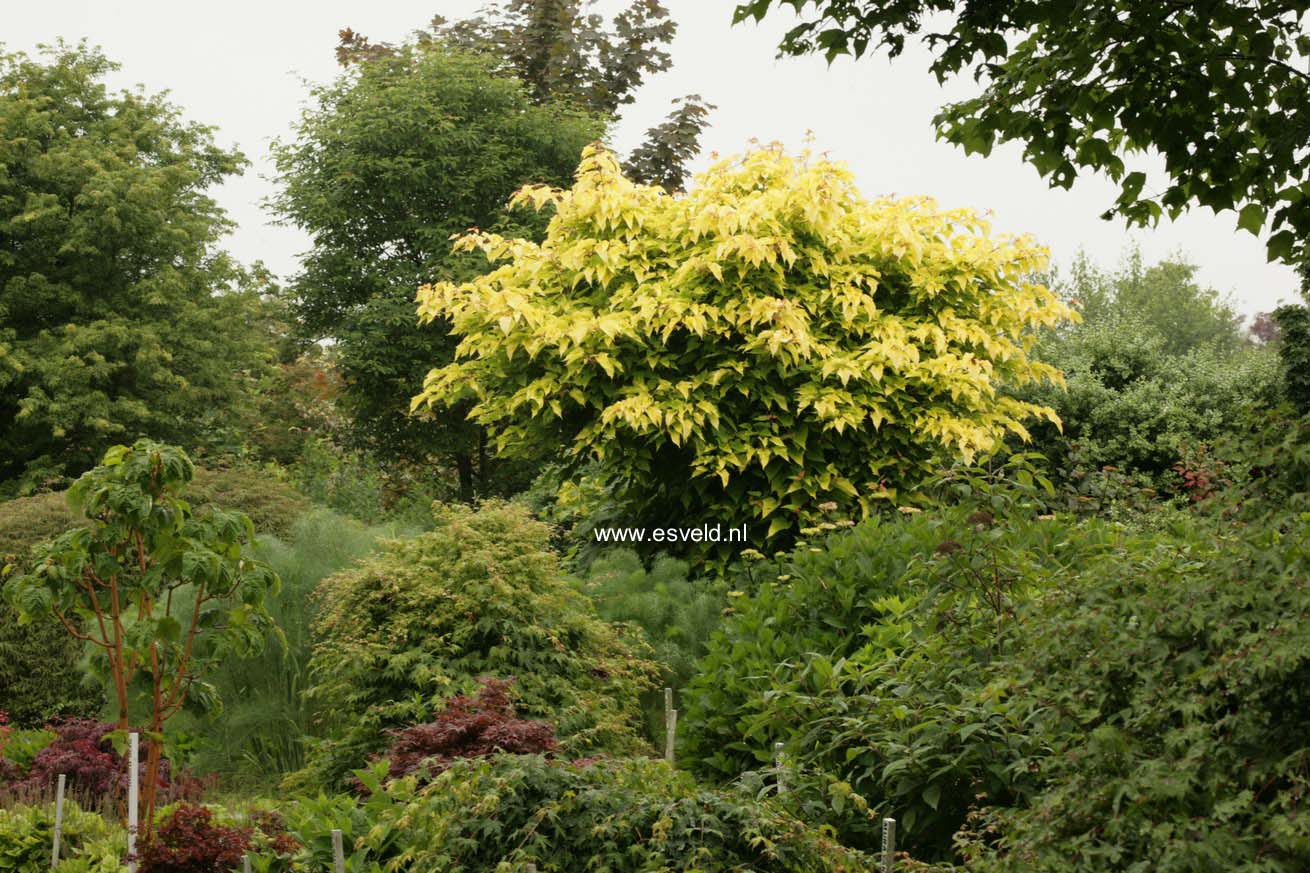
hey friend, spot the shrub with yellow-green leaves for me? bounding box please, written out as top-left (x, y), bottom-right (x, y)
top-left (292, 501), bottom-right (658, 791)
top-left (414, 145), bottom-right (1073, 556)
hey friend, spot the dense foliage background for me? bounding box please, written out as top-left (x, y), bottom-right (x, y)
top-left (2, 3), bottom-right (1309, 870)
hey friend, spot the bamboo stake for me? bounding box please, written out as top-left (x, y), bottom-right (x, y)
top-left (663, 687), bottom-right (676, 764)
top-left (331, 828), bottom-right (345, 873)
top-left (50, 774), bottom-right (66, 869)
top-left (127, 734), bottom-right (139, 873)
top-left (880, 817), bottom-right (897, 873)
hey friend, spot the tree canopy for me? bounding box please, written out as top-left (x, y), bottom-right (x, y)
top-left (337, 0), bottom-right (714, 193)
top-left (0, 45), bottom-right (272, 495)
top-left (414, 145), bottom-right (1072, 557)
top-left (271, 44), bottom-right (605, 501)
top-left (1058, 248), bottom-right (1246, 355)
top-left (735, 0), bottom-right (1310, 267)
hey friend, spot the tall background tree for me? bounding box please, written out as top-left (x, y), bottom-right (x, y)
top-left (1019, 249), bottom-right (1280, 488)
top-left (271, 46), bottom-right (605, 503)
top-left (0, 44), bottom-right (274, 496)
top-left (277, 1), bottom-right (716, 504)
top-left (734, 0), bottom-right (1310, 266)
top-left (338, 0), bottom-right (715, 193)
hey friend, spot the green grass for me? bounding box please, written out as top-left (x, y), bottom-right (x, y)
top-left (167, 509), bottom-right (411, 791)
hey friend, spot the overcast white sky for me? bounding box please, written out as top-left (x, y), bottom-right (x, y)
top-left (7, 1), bottom-right (1302, 316)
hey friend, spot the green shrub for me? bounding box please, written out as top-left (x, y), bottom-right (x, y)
top-left (0, 493), bottom-right (100, 727)
top-left (0, 802), bottom-right (124, 872)
top-left (685, 497), bottom-right (1310, 869)
top-left (1022, 315), bottom-right (1280, 486)
top-left (188, 467), bottom-right (310, 540)
top-left (285, 756), bottom-right (870, 872)
top-left (575, 549), bottom-right (726, 737)
top-left (679, 507), bottom-right (1128, 856)
top-left (944, 515), bottom-right (1310, 871)
top-left (292, 501), bottom-right (658, 790)
top-left (0, 492), bottom-right (80, 557)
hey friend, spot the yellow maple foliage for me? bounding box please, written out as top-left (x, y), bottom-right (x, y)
top-left (415, 143), bottom-right (1074, 555)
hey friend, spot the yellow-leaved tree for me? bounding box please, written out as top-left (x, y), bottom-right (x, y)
top-left (414, 144), bottom-right (1073, 556)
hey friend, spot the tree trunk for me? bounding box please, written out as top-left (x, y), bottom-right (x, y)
top-left (456, 452), bottom-right (475, 504)
top-left (477, 428), bottom-right (490, 498)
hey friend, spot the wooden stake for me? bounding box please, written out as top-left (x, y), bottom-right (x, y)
top-left (774, 741), bottom-right (785, 794)
top-left (331, 828), bottom-right (345, 873)
top-left (880, 817), bottom-right (897, 873)
top-left (50, 773), bottom-right (66, 869)
top-left (663, 688), bottom-right (675, 763)
top-left (127, 733), bottom-right (139, 873)
top-left (243, 854), bottom-right (252, 873)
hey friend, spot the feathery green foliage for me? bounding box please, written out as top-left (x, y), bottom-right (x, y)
top-left (575, 548), bottom-right (726, 740)
top-left (172, 510), bottom-right (396, 788)
top-left (294, 501), bottom-right (658, 790)
top-left (577, 549), bottom-right (723, 689)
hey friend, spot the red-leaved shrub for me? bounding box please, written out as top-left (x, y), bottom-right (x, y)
top-left (379, 678), bottom-right (558, 783)
top-left (138, 803), bottom-right (251, 873)
top-left (13, 718), bottom-right (183, 803)
top-left (248, 809), bottom-right (301, 858)
top-left (0, 710), bottom-right (18, 782)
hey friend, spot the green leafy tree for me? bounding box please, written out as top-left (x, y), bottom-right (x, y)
top-left (338, 0), bottom-right (715, 193)
top-left (0, 44), bottom-right (274, 494)
top-left (1018, 250), bottom-right (1280, 485)
top-left (271, 45), bottom-right (605, 502)
top-left (4, 440), bottom-right (280, 835)
top-left (735, 0), bottom-right (1310, 265)
top-left (413, 146), bottom-right (1072, 559)
top-left (1059, 248), bottom-right (1245, 355)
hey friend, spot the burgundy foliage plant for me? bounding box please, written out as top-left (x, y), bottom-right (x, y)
top-left (138, 803), bottom-right (251, 873)
top-left (379, 678), bottom-right (558, 782)
top-left (8, 718), bottom-right (202, 804)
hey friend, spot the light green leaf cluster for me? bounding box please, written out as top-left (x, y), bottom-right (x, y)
top-left (415, 144), bottom-right (1073, 551)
